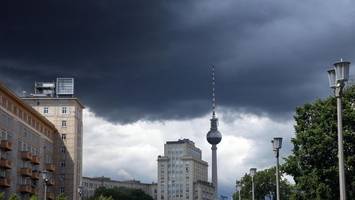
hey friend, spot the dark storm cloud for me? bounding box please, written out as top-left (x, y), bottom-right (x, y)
top-left (1, 0), bottom-right (355, 123)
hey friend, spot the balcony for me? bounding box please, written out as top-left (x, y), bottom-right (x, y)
top-left (19, 168), bottom-right (32, 177)
top-left (20, 151), bottom-right (32, 161)
top-left (31, 171), bottom-right (40, 180)
top-left (46, 163), bottom-right (55, 172)
top-left (31, 155), bottom-right (40, 165)
top-left (0, 140), bottom-right (12, 151)
top-left (19, 184), bottom-right (32, 193)
top-left (0, 159), bottom-right (12, 169)
top-left (47, 192), bottom-right (55, 200)
top-left (0, 178), bottom-right (10, 188)
top-left (47, 179), bottom-right (55, 186)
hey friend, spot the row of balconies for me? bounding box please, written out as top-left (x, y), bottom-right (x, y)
top-left (0, 159), bottom-right (55, 172)
top-left (19, 168), bottom-right (55, 181)
top-left (21, 151), bottom-right (40, 165)
top-left (0, 177), bottom-right (55, 194)
top-left (18, 184), bottom-right (55, 197)
top-left (0, 166), bottom-right (55, 188)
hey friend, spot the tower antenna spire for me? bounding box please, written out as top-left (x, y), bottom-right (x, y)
top-left (212, 65), bottom-right (216, 118)
top-left (207, 65), bottom-right (222, 200)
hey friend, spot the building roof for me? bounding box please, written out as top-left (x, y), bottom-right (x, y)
top-left (82, 176), bottom-right (156, 185)
top-left (0, 82), bottom-right (58, 131)
top-left (166, 138), bottom-right (195, 145)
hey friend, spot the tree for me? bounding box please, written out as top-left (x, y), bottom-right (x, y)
top-left (90, 186), bottom-right (153, 200)
top-left (30, 195), bottom-right (39, 200)
top-left (56, 193), bottom-right (68, 200)
top-left (233, 167), bottom-right (292, 200)
top-left (0, 192), bottom-right (4, 200)
top-left (95, 195), bottom-right (113, 200)
top-left (9, 194), bottom-right (19, 200)
top-left (283, 85), bottom-right (355, 199)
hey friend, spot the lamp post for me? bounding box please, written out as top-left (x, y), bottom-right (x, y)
top-left (250, 168), bottom-right (256, 200)
top-left (78, 186), bottom-right (83, 199)
top-left (42, 170), bottom-right (49, 200)
top-left (327, 59), bottom-right (351, 200)
top-left (272, 137), bottom-right (283, 200)
top-left (236, 180), bottom-right (242, 200)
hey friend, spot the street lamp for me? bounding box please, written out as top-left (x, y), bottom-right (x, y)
top-left (327, 59), bottom-right (351, 200)
top-left (78, 185), bottom-right (83, 199)
top-left (236, 180), bottom-right (242, 200)
top-left (42, 170), bottom-right (49, 200)
top-left (272, 137), bottom-right (283, 200)
top-left (250, 168), bottom-right (257, 200)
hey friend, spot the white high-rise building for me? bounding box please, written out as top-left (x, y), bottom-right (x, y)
top-left (157, 139), bottom-right (214, 200)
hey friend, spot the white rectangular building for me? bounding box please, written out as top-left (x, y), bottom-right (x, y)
top-left (157, 139), bottom-right (214, 200)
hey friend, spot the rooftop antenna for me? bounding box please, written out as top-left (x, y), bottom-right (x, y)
top-left (212, 65), bottom-right (216, 118)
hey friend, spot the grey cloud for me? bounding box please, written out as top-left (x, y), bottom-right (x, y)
top-left (1, 0), bottom-right (355, 123)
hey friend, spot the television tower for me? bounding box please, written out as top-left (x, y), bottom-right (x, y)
top-left (206, 66), bottom-right (222, 199)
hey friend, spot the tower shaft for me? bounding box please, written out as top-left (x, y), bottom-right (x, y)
top-left (211, 144), bottom-right (218, 197)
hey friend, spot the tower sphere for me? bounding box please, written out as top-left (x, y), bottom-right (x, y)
top-left (207, 118), bottom-right (222, 145)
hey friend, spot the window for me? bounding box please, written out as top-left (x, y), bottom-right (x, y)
top-left (61, 120), bottom-right (67, 127)
top-left (60, 187), bottom-right (65, 193)
top-left (62, 107), bottom-right (67, 114)
top-left (43, 107), bottom-right (48, 114)
top-left (60, 161), bottom-right (66, 167)
top-left (61, 146), bottom-right (65, 153)
top-left (61, 134), bottom-right (66, 140)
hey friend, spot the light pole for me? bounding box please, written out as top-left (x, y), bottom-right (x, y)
top-left (272, 137), bottom-right (283, 200)
top-left (250, 168), bottom-right (256, 200)
top-left (236, 180), bottom-right (241, 200)
top-left (78, 185), bottom-right (83, 200)
top-left (42, 170), bottom-right (49, 200)
top-left (327, 59), bottom-right (351, 200)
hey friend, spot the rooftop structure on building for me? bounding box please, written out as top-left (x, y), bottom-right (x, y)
top-left (31, 78), bottom-right (74, 98)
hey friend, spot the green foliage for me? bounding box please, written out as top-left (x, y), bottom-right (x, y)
top-left (30, 195), bottom-right (39, 200)
top-left (9, 194), bottom-right (19, 200)
top-left (283, 85), bottom-right (355, 199)
top-left (95, 195), bottom-right (113, 200)
top-left (90, 186), bottom-right (153, 200)
top-left (0, 192), bottom-right (4, 200)
top-left (233, 167), bottom-right (292, 200)
top-left (56, 193), bottom-right (68, 200)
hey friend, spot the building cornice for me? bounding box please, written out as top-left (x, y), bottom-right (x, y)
top-left (22, 97), bottom-right (85, 108)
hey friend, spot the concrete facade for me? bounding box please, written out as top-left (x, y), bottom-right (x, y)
top-left (0, 83), bottom-right (58, 199)
top-left (22, 97), bottom-right (84, 200)
top-left (81, 176), bottom-right (157, 200)
top-left (157, 139), bottom-right (214, 200)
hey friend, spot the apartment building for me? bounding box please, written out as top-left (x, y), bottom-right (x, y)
top-left (0, 83), bottom-right (58, 199)
top-left (81, 176), bottom-right (157, 200)
top-left (157, 139), bottom-right (214, 200)
top-left (22, 78), bottom-right (84, 200)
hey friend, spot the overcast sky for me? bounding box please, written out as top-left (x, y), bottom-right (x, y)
top-left (1, 0), bottom-right (355, 197)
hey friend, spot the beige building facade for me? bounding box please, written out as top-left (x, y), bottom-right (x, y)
top-left (23, 97), bottom-right (84, 200)
top-left (0, 83), bottom-right (58, 199)
top-left (157, 139), bottom-right (214, 200)
top-left (81, 176), bottom-right (157, 200)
